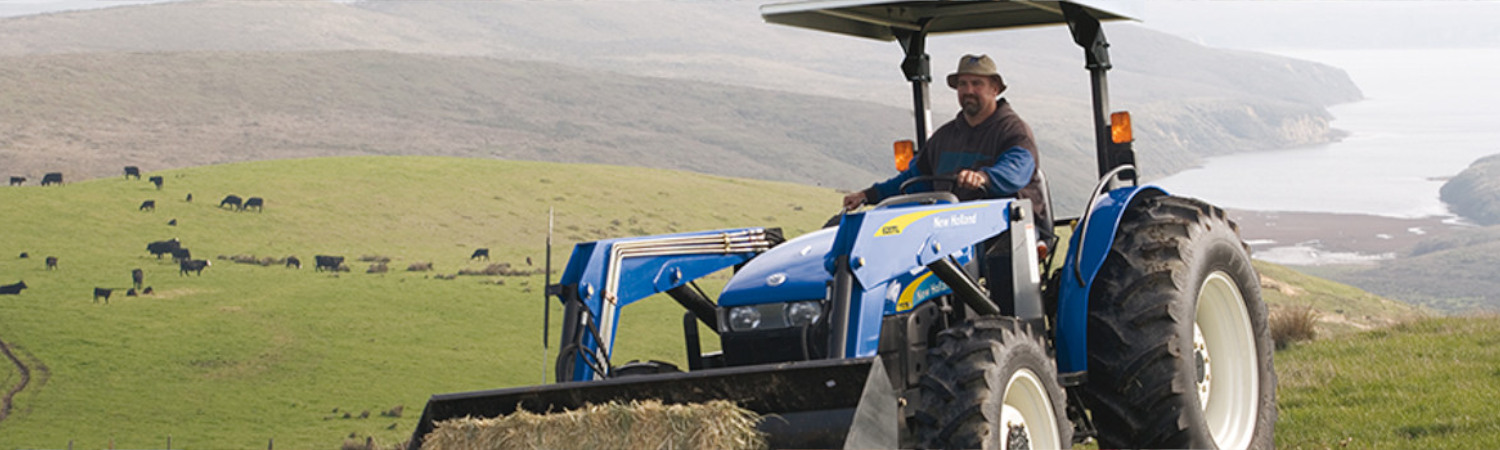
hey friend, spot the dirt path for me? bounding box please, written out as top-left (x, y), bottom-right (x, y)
top-left (0, 336), bottom-right (31, 424)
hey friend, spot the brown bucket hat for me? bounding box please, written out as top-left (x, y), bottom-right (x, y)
top-left (946, 54), bottom-right (1006, 91)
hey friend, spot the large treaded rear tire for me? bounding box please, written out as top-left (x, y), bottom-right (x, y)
top-left (1083, 195), bottom-right (1276, 449)
top-left (911, 317), bottom-right (1071, 450)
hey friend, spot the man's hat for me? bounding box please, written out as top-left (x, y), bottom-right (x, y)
top-left (946, 54), bottom-right (1006, 91)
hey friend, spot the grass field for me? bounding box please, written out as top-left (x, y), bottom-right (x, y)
top-left (0, 156), bottom-right (838, 449)
top-left (1275, 316), bottom-right (1500, 449)
top-left (2, 155), bottom-right (1491, 449)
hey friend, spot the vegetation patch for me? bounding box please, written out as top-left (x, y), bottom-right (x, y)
top-left (420, 400), bottom-right (765, 450)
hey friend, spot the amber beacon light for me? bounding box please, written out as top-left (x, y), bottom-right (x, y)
top-left (1110, 111), bottom-right (1132, 144)
top-left (893, 140), bottom-right (915, 172)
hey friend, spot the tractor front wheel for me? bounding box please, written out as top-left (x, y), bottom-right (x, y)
top-left (1083, 194), bottom-right (1276, 449)
top-left (911, 317), bottom-right (1071, 450)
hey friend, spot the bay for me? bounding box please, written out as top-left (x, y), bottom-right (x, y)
top-left (1151, 48), bottom-right (1500, 219)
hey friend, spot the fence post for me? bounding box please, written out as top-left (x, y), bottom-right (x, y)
top-left (268, 437), bottom-right (274, 450)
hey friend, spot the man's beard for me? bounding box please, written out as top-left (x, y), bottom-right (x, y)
top-left (960, 94), bottom-right (985, 117)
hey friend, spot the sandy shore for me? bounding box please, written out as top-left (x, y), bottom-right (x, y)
top-left (1227, 210), bottom-right (1473, 265)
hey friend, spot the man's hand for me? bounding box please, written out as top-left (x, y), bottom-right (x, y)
top-left (842, 191), bottom-right (867, 211)
top-left (956, 169), bottom-right (988, 190)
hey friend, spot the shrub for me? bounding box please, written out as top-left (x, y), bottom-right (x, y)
top-left (1271, 305), bottom-right (1319, 350)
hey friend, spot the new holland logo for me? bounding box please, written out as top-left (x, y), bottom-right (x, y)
top-left (874, 204), bottom-right (987, 237)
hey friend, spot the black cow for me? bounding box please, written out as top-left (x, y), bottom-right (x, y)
top-left (171, 248), bottom-right (192, 262)
top-left (41, 172), bottom-right (62, 186)
top-left (124, 166), bottom-right (141, 179)
top-left (285, 256), bottom-right (301, 269)
top-left (132, 268), bottom-right (144, 289)
top-left (185, 193), bottom-right (193, 202)
top-left (470, 248), bottom-right (490, 260)
top-left (127, 288), bottom-right (138, 297)
top-left (314, 255), bottom-right (344, 272)
top-left (8, 176), bottom-right (23, 186)
top-left (139, 200), bottom-right (156, 212)
top-left (243, 197), bottom-right (264, 212)
top-left (18, 252), bottom-right (27, 259)
top-left (149, 176), bottom-right (163, 190)
top-left (219, 195), bottom-right (243, 210)
top-left (168, 219), bottom-right (177, 226)
top-left (45, 256), bottom-right (57, 270)
top-left (0, 281), bottom-right (26, 295)
top-left (147, 239), bottom-right (181, 259)
top-left (179, 259), bottom-right (210, 276)
top-left (94, 287), bottom-right (113, 304)
top-left (142, 286), bottom-right (154, 295)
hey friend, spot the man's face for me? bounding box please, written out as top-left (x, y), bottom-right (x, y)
top-left (953, 74), bottom-right (998, 117)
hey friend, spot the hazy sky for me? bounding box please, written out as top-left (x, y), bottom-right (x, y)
top-left (5, 0), bottom-right (1497, 50)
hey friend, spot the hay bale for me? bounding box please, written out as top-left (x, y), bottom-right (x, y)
top-left (420, 400), bottom-right (766, 450)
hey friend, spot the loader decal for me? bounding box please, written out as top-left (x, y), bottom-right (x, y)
top-left (896, 271), bottom-right (948, 312)
top-left (873, 204), bottom-right (986, 237)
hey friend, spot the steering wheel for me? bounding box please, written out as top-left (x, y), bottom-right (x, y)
top-left (878, 175), bottom-right (962, 209)
top-left (898, 174), bottom-right (961, 195)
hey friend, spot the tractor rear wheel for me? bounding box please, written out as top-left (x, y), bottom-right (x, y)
top-left (1083, 195), bottom-right (1276, 449)
top-left (911, 317), bottom-right (1071, 450)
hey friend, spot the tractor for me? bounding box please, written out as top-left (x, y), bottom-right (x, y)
top-left (409, 1), bottom-right (1276, 449)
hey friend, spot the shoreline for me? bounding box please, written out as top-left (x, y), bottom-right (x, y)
top-left (1228, 210), bottom-right (1473, 266)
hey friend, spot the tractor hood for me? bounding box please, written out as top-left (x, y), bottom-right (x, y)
top-left (719, 227), bottom-right (838, 307)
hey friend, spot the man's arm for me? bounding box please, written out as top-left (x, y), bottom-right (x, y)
top-left (978, 146), bottom-right (1035, 197)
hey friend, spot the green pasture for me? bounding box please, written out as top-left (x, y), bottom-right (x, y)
top-left (0, 156), bottom-right (838, 449)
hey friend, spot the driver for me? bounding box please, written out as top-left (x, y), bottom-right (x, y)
top-left (841, 54), bottom-right (1048, 229)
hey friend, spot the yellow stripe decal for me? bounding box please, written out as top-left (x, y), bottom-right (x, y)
top-left (896, 272), bottom-right (934, 312)
top-left (874, 203), bottom-right (988, 237)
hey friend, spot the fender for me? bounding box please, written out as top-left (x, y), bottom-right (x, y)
top-left (1055, 185), bottom-right (1167, 375)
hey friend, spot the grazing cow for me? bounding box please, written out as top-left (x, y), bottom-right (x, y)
top-left (45, 256), bottom-right (57, 270)
top-left (149, 176), bottom-right (163, 190)
top-left (367, 262), bottom-right (388, 273)
top-left (147, 239), bottom-right (180, 258)
top-left (142, 286), bottom-right (154, 295)
top-left (41, 172), bottom-right (63, 186)
top-left (242, 197), bottom-right (264, 212)
top-left (314, 255), bottom-right (344, 272)
top-left (179, 259), bottom-right (210, 276)
top-left (470, 248), bottom-right (490, 260)
top-left (0, 281), bottom-right (26, 295)
top-left (526, 256), bottom-right (533, 266)
top-left (18, 252), bottom-right (27, 259)
top-left (124, 166), bottom-right (141, 179)
top-left (171, 248), bottom-right (192, 262)
top-left (285, 256), bottom-right (301, 269)
top-left (94, 287), bottom-right (113, 304)
top-left (132, 268), bottom-right (144, 289)
top-left (139, 200), bottom-right (156, 212)
top-left (186, 193), bottom-right (193, 202)
top-left (168, 219), bottom-right (177, 226)
top-left (8, 176), bottom-right (23, 186)
top-left (219, 195), bottom-right (243, 210)
top-left (127, 288), bottom-right (138, 296)
top-left (406, 262), bottom-right (433, 272)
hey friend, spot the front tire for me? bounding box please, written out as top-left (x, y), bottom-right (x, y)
top-left (1083, 195), bottom-right (1276, 449)
top-left (912, 317), bottom-right (1071, 450)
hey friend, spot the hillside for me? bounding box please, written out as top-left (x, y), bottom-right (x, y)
top-left (0, 0), bottom-right (1362, 215)
top-left (1440, 153), bottom-right (1500, 226)
top-left (0, 156), bottom-right (1423, 449)
top-left (0, 156), bottom-right (840, 448)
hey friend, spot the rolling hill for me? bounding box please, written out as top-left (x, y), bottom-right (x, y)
top-left (0, 0), bottom-right (1362, 216)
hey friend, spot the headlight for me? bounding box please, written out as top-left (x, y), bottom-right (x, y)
top-left (785, 301), bottom-right (822, 326)
top-left (728, 306), bottom-right (762, 331)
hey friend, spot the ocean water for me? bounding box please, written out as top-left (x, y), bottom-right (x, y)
top-left (1151, 48), bottom-right (1500, 219)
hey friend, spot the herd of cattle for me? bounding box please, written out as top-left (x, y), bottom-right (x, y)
top-left (2, 166), bottom-right (521, 303)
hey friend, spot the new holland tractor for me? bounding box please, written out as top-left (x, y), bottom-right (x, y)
top-left (409, 1), bottom-right (1276, 449)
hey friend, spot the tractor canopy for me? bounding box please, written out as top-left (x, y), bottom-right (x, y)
top-left (760, 0), bottom-right (1137, 41)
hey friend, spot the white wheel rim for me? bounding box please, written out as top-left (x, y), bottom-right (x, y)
top-left (1000, 368), bottom-right (1060, 450)
top-left (1196, 271), bottom-right (1259, 450)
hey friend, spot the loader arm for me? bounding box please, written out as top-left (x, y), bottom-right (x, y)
top-left (552, 227), bottom-right (783, 382)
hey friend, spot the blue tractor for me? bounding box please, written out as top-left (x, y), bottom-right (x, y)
top-left (410, 1), bottom-right (1276, 449)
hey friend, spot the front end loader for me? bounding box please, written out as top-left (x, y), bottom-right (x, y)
top-left (410, 1), bottom-right (1277, 449)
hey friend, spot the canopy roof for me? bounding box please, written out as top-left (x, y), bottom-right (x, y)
top-left (760, 0), bottom-right (1136, 40)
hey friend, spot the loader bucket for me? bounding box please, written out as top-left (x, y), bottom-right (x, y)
top-left (408, 356), bottom-right (896, 450)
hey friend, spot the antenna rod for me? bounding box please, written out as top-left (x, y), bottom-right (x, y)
top-left (542, 207), bottom-right (554, 384)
